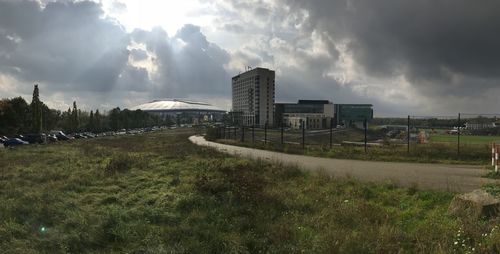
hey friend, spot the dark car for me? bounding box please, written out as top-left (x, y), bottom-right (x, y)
top-left (14, 134), bottom-right (26, 140)
top-left (73, 133), bottom-right (87, 139)
top-left (56, 133), bottom-right (72, 141)
top-left (0, 136), bottom-right (7, 143)
top-left (4, 138), bottom-right (29, 147)
top-left (83, 133), bottom-right (96, 138)
top-left (47, 134), bottom-right (58, 143)
top-left (22, 133), bottom-right (47, 144)
top-left (52, 131), bottom-right (72, 141)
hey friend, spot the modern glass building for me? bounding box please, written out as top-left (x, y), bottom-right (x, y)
top-left (334, 104), bottom-right (374, 127)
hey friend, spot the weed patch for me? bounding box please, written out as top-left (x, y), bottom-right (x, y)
top-left (1, 129), bottom-right (499, 253)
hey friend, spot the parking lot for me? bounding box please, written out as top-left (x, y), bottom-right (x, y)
top-left (0, 126), bottom-right (170, 148)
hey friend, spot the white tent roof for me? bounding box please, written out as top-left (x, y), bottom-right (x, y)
top-left (130, 99), bottom-right (226, 112)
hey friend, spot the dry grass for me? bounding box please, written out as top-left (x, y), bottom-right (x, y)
top-left (0, 129), bottom-right (499, 253)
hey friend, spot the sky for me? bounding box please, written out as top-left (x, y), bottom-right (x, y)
top-left (1, 0), bottom-right (500, 116)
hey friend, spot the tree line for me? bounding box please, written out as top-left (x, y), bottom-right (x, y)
top-left (0, 85), bottom-right (173, 136)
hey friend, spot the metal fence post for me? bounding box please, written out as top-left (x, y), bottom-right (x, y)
top-left (302, 121), bottom-right (305, 150)
top-left (281, 122), bottom-right (284, 145)
top-left (407, 115), bottom-right (410, 153)
top-left (234, 126), bottom-right (236, 139)
top-left (252, 124), bottom-right (255, 144)
top-left (329, 118), bottom-right (333, 149)
top-left (264, 123), bottom-right (267, 145)
top-left (241, 125), bottom-right (245, 142)
top-left (364, 118), bottom-right (368, 153)
top-left (458, 113), bottom-right (461, 157)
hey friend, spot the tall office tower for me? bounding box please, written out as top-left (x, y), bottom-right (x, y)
top-left (231, 67), bottom-right (275, 127)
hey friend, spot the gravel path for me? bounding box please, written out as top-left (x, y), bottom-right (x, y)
top-left (190, 136), bottom-right (500, 192)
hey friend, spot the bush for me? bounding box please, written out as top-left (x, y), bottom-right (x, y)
top-left (205, 126), bottom-right (220, 141)
top-left (195, 159), bottom-right (268, 204)
top-left (105, 154), bottom-right (134, 175)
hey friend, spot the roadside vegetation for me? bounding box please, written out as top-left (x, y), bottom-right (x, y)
top-left (1, 129), bottom-right (499, 253)
top-left (215, 138), bottom-right (491, 165)
top-left (207, 126), bottom-right (496, 165)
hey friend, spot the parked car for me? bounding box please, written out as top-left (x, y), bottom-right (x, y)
top-left (22, 133), bottom-right (47, 144)
top-left (73, 133), bottom-right (87, 139)
top-left (0, 136), bottom-right (7, 144)
top-left (58, 134), bottom-right (73, 141)
top-left (83, 133), bottom-right (96, 138)
top-left (51, 131), bottom-right (72, 141)
top-left (47, 134), bottom-right (58, 143)
top-left (14, 134), bottom-right (26, 140)
top-left (4, 138), bottom-right (29, 147)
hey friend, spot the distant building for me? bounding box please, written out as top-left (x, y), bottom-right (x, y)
top-left (231, 67), bottom-right (275, 127)
top-left (465, 122), bottom-right (497, 130)
top-left (130, 99), bottom-right (226, 124)
top-left (275, 101), bottom-right (373, 129)
top-left (334, 104), bottom-right (373, 128)
top-left (275, 100), bottom-right (334, 130)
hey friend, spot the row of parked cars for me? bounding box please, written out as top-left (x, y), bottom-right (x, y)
top-left (0, 126), bottom-right (166, 148)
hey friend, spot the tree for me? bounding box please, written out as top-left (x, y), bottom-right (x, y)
top-left (87, 110), bottom-right (94, 132)
top-left (71, 101), bottom-right (79, 133)
top-left (0, 97), bottom-right (30, 135)
top-left (42, 104), bottom-right (61, 132)
top-left (31, 84), bottom-right (43, 133)
top-left (109, 107), bottom-right (121, 131)
top-left (94, 109), bottom-right (102, 133)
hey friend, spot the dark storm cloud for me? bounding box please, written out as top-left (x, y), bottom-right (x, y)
top-left (116, 65), bottom-right (151, 92)
top-left (131, 24), bottom-right (231, 98)
top-left (0, 0), bottom-right (233, 109)
top-left (281, 0), bottom-right (500, 97)
top-left (173, 25), bottom-right (231, 95)
top-left (0, 0), bottom-right (130, 92)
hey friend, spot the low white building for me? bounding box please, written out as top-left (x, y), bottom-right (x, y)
top-left (465, 122), bottom-right (497, 130)
top-left (285, 114), bottom-right (330, 130)
top-left (276, 100), bottom-right (334, 130)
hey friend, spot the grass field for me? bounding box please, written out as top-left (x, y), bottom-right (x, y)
top-left (217, 137), bottom-right (493, 165)
top-left (1, 129), bottom-right (500, 253)
top-left (211, 127), bottom-right (497, 165)
top-left (430, 134), bottom-right (500, 145)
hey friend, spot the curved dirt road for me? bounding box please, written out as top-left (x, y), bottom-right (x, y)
top-left (189, 136), bottom-right (500, 192)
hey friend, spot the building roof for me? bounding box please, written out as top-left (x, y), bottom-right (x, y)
top-left (130, 99), bottom-right (226, 113)
top-left (232, 67), bottom-right (275, 80)
top-left (298, 100), bottom-right (332, 104)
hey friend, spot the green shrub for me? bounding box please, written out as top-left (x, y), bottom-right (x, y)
top-left (105, 154), bottom-right (134, 175)
top-left (2, 128), bottom-right (499, 253)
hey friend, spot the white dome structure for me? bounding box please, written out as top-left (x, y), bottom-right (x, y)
top-left (129, 99), bottom-right (226, 124)
top-left (130, 99), bottom-right (226, 113)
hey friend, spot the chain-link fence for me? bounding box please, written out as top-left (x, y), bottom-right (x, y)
top-left (207, 120), bottom-right (376, 151)
top-left (458, 113), bottom-right (500, 162)
top-left (204, 113), bottom-right (500, 165)
top-left (402, 114), bottom-right (500, 162)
